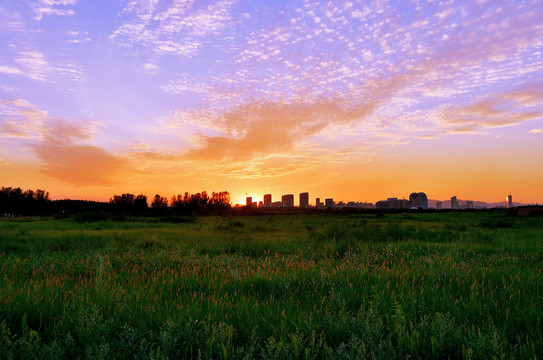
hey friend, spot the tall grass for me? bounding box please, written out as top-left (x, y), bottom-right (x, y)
top-left (0, 212), bottom-right (541, 358)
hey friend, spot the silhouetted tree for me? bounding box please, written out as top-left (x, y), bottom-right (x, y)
top-left (151, 194), bottom-right (168, 209)
top-left (0, 187), bottom-right (51, 215)
top-left (134, 194), bottom-right (148, 210)
top-left (109, 193), bottom-right (135, 208)
top-left (169, 191), bottom-right (230, 211)
top-left (210, 191), bottom-right (231, 209)
top-left (170, 193), bottom-right (187, 209)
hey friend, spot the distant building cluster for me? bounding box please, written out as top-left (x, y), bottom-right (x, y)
top-left (376, 192), bottom-right (428, 209)
top-left (244, 191), bottom-right (517, 210)
top-left (248, 193), bottom-right (374, 209)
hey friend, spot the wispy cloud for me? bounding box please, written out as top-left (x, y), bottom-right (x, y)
top-left (175, 0), bottom-right (542, 158)
top-left (528, 129), bottom-right (543, 134)
top-left (32, 0), bottom-right (77, 20)
top-left (441, 82), bottom-right (543, 132)
top-left (13, 49), bottom-right (84, 82)
top-left (0, 99), bottom-right (48, 139)
top-left (0, 66), bottom-right (24, 75)
top-left (110, 0), bottom-right (236, 56)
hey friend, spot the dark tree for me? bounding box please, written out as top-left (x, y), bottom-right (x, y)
top-left (109, 193), bottom-right (135, 208)
top-left (151, 194), bottom-right (168, 209)
top-left (170, 193), bottom-right (186, 209)
top-left (109, 193), bottom-right (147, 211)
top-left (0, 187), bottom-right (51, 215)
top-left (170, 191), bottom-right (230, 211)
top-left (210, 191), bottom-right (231, 209)
top-left (134, 194), bottom-right (148, 210)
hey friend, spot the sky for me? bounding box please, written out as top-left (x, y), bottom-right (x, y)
top-left (1, 0), bottom-right (542, 206)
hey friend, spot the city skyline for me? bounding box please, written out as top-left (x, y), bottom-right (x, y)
top-left (1, 1), bottom-right (542, 204)
top-left (242, 191), bottom-right (524, 209)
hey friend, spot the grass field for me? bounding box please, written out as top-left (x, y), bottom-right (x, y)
top-left (0, 211), bottom-right (542, 359)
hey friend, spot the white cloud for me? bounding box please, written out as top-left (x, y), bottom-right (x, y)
top-left (32, 0), bottom-right (77, 20)
top-left (528, 128), bottom-right (543, 134)
top-left (143, 63), bottom-right (159, 71)
top-left (0, 65), bottom-right (23, 75)
top-left (13, 50), bottom-right (84, 82)
top-left (110, 0), bottom-right (236, 56)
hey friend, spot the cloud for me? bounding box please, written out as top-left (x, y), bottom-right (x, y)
top-left (32, 118), bottom-right (130, 186)
top-left (0, 66), bottom-right (24, 75)
top-left (143, 63), bottom-right (159, 71)
top-left (0, 160), bottom-right (9, 166)
top-left (0, 99), bottom-right (130, 186)
top-left (418, 135), bottom-right (437, 140)
top-left (110, 0), bottom-right (236, 56)
top-left (176, 0), bottom-right (542, 147)
top-left (128, 151), bottom-right (182, 162)
top-left (441, 84), bottom-right (543, 132)
top-left (66, 30), bottom-right (91, 43)
top-left (32, 142), bottom-right (129, 186)
top-left (161, 73), bottom-right (211, 94)
top-left (32, 0), bottom-right (77, 20)
top-left (528, 129), bottom-right (543, 134)
top-left (0, 99), bottom-right (47, 138)
top-left (13, 50), bottom-right (84, 82)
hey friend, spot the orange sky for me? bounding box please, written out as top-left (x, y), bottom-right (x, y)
top-left (1, 1), bottom-right (542, 205)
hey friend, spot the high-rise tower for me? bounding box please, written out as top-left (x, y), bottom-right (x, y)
top-left (506, 194), bottom-right (513, 208)
top-left (451, 196), bottom-right (458, 210)
top-left (299, 192), bottom-right (309, 208)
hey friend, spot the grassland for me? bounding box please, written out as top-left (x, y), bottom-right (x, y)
top-left (0, 211), bottom-right (541, 359)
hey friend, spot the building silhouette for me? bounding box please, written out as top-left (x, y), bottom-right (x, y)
top-left (245, 196), bottom-right (252, 207)
top-left (506, 194), bottom-right (513, 208)
top-left (315, 197), bottom-right (323, 209)
top-left (325, 198), bottom-right (334, 208)
top-left (451, 196), bottom-right (458, 209)
top-left (299, 192), bottom-right (309, 208)
top-left (466, 200), bottom-right (474, 209)
top-left (409, 192), bottom-right (428, 209)
top-left (282, 194), bottom-right (294, 208)
top-left (436, 201), bottom-right (442, 209)
top-left (263, 194), bottom-right (272, 207)
top-left (376, 197), bottom-right (409, 209)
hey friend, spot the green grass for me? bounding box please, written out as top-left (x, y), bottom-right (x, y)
top-left (0, 212), bottom-right (542, 359)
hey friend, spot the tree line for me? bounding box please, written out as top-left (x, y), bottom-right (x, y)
top-left (109, 191), bottom-right (231, 211)
top-left (1, 187), bottom-right (50, 215)
top-left (1, 187), bottom-right (230, 216)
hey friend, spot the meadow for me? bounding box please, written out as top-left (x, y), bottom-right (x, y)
top-left (0, 211), bottom-right (541, 359)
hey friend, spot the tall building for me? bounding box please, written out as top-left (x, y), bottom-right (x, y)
top-left (409, 192), bottom-right (428, 209)
top-left (506, 194), bottom-right (513, 208)
top-left (282, 194), bottom-right (294, 208)
top-left (325, 198), bottom-right (334, 208)
top-left (263, 194), bottom-right (272, 207)
top-left (315, 197), bottom-right (322, 209)
top-left (436, 201), bottom-right (442, 209)
top-left (299, 192), bottom-right (309, 208)
top-left (451, 196), bottom-right (458, 210)
top-left (246, 197), bottom-right (252, 208)
top-left (466, 200), bottom-right (474, 209)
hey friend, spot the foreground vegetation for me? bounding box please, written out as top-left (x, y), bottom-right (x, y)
top-left (0, 211), bottom-right (541, 359)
